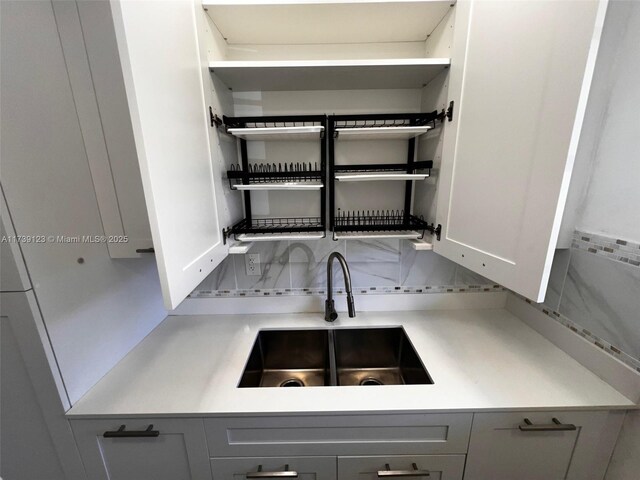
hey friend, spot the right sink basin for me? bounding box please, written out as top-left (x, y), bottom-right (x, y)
top-left (334, 327), bottom-right (433, 386)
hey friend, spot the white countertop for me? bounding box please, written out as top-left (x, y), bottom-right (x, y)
top-left (67, 308), bottom-right (635, 417)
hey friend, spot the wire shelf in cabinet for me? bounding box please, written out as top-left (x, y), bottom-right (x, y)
top-left (236, 231), bottom-right (326, 242)
top-left (227, 162), bottom-right (323, 190)
top-left (226, 216), bottom-right (326, 242)
top-left (335, 172), bottom-right (429, 182)
top-left (223, 115), bottom-right (326, 141)
top-left (335, 125), bottom-right (432, 141)
top-left (332, 210), bottom-right (433, 240)
top-left (334, 161), bottom-right (432, 182)
top-left (332, 113), bottom-right (438, 140)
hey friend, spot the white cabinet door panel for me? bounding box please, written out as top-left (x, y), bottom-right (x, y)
top-left (464, 411), bottom-right (624, 480)
top-left (211, 457), bottom-right (336, 480)
top-left (110, 0), bottom-right (228, 308)
top-left (338, 455), bottom-right (465, 480)
top-left (71, 418), bottom-right (211, 480)
top-left (434, 0), bottom-right (607, 301)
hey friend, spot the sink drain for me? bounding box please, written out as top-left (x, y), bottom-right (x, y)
top-left (360, 377), bottom-right (383, 386)
top-left (280, 378), bottom-right (305, 387)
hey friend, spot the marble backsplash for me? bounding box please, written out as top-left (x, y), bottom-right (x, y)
top-left (192, 237), bottom-right (497, 296)
top-left (542, 230), bottom-right (640, 369)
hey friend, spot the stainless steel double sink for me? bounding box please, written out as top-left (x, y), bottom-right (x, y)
top-left (238, 327), bottom-right (433, 388)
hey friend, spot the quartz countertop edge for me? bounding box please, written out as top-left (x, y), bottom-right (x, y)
top-left (67, 309), bottom-right (636, 417)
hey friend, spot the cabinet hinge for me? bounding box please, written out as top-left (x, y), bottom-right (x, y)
top-left (438, 101), bottom-right (454, 123)
top-left (426, 223), bottom-right (442, 241)
top-left (209, 107), bottom-right (223, 128)
top-left (222, 226), bottom-right (231, 245)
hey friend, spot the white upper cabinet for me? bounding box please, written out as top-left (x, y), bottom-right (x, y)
top-left (110, 0), bottom-right (229, 309)
top-left (434, 0), bottom-right (607, 301)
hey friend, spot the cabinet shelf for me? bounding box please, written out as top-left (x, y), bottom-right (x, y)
top-left (232, 183), bottom-right (323, 191)
top-left (333, 231), bottom-right (423, 240)
top-left (203, 1), bottom-right (454, 46)
top-left (333, 211), bottom-right (433, 241)
top-left (236, 231), bottom-right (326, 242)
top-left (227, 162), bottom-right (323, 190)
top-left (226, 217), bottom-right (325, 242)
top-left (335, 125), bottom-right (432, 140)
top-left (227, 126), bottom-right (324, 141)
top-left (209, 59), bottom-right (450, 92)
top-left (334, 160), bottom-right (433, 174)
top-left (336, 173), bottom-right (429, 182)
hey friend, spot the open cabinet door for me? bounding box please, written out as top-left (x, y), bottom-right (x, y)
top-left (434, 0), bottom-right (607, 302)
top-left (110, 0), bottom-right (228, 309)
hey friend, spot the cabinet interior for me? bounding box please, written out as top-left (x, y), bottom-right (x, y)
top-left (203, 1), bottom-right (454, 246)
top-left (203, 1), bottom-right (455, 91)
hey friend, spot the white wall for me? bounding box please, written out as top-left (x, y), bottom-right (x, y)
top-left (573, 2), bottom-right (640, 478)
top-left (0, 0), bottom-right (166, 405)
top-left (564, 0), bottom-right (640, 243)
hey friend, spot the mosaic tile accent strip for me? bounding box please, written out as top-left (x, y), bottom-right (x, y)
top-left (573, 230), bottom-right (640, 267)
top-left (520, 294), bottom-right (640, 373)
top-left (190, 284), bottom-right (504, 298)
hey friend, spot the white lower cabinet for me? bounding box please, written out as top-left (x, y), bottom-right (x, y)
top-left (70, 418), bottom-right (212, 480)
top-left (70, 411), bottom-right (624, 480)
top-left (211, 457), bottom-right (336, 480)
top-left (463, 411), bottom-right (625, 480)
top-left (338, 455), bottom-right (465, 480)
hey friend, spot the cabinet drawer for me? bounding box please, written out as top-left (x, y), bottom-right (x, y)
top-left (205, 414), bottom-right (472, 457)
top-left (338, 455), bottom-right (465, 480)
top-left (211, 456), bottom-right (336, 480)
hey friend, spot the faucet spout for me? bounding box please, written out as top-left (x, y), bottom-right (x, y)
top-left (325, 252), bottom-right (356, 322)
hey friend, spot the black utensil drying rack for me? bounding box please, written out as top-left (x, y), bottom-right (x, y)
top-left (329, 112), bottom-right (442, 240)
top-left (222, 115), bottom-right (328, 242)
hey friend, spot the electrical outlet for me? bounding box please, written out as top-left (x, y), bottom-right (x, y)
top-left (245, 253), bottom-right (261, 276)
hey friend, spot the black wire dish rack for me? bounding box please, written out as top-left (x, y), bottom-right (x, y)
top-left (226, 217), bottom-right (325, 242)
top-left (328, 112), bottom-right (443, 241)
top-left (226, 162), bottom-right (323, 190)
top-left (332, 114), bottom-right (438, 132)
top-left (221, 114), bottom-right (328, 242)
top-left (332, 209), bottom-right (440, 241)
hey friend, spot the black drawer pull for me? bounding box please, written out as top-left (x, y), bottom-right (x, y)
top-left (519, 418), bottom-right (577, 432)
top-left (103, 425), bottom-right (160, 438)
top-left (378, 463), bottom-right (430, 477)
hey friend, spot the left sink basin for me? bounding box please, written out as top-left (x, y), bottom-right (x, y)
top-left (238, 329), bottom-right (331, 388)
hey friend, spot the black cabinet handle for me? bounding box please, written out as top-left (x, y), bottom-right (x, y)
top-left (519, 418), bottom-right (577, 432)
top-left (103, 425), bottom-right (160, 438)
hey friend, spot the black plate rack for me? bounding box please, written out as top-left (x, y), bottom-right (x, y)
top-left (328, 112), bottom-right (442, 240)
top-left (222, 115), bottom-right (328, 242)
